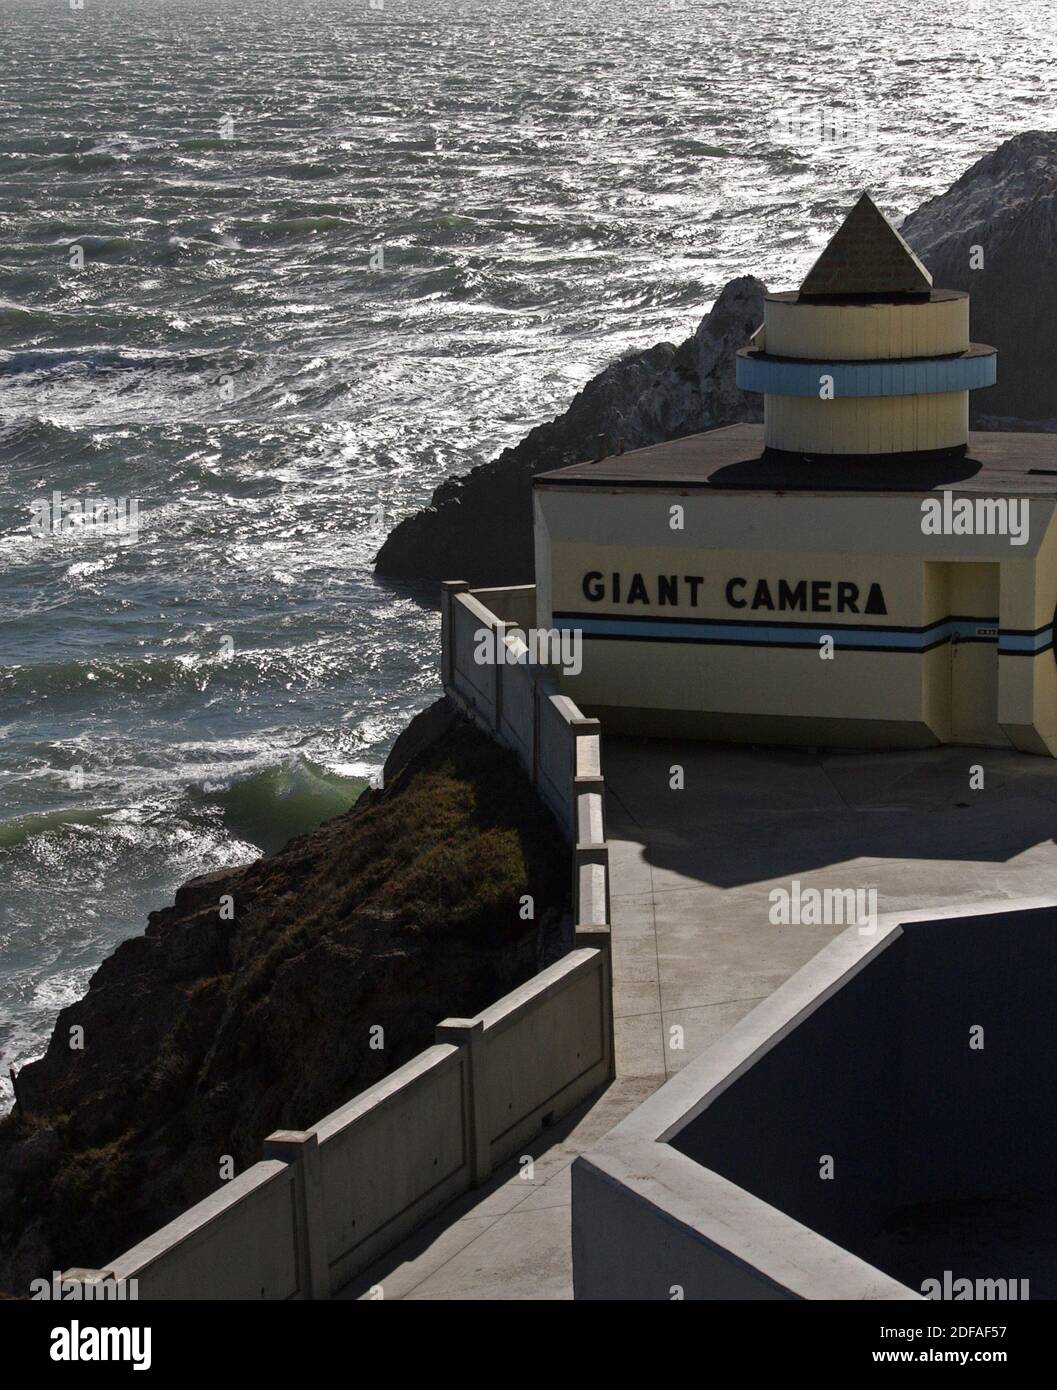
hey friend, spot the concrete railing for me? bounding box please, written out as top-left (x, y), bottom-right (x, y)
top-left (102, 1161), bottom-right (307, 1301)
top-left (62, 583), bottom-right (614, 1300)
top-left (67, 941), bottom-right (611, 1300)
top-left (441, 580), bottom-right (611, 932)
top-left (321, 940), bottom-right (611, 1293)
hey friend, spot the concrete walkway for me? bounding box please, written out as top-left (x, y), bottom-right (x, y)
top-left (342, 738), bottom-right (1057, 1299)
top-left (335, 1075), bottom-right (658, 1300)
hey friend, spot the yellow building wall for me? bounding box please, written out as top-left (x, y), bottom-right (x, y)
top-left (549, 541), bottom-right (928, 724)
top-left (764, 295), bottom-right (969, 361)
top-left (573, 640), bottom-right (930, 723)
top-left (921, 561), bottom-right (950, 624)
top-left (764, 391), bottom-right (968, 454)
top-left (549, 542), bottom-right (924, 621)
top-left (922, 645), bottom-right (952, 742)
top-left (999, 508), bottom-right (1057, 755)
top-left (920, 563), bottom-right (951, 742)
top-left (534, 486), bottom-right (1057, 756)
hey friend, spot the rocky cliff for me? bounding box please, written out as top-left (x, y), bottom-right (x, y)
top-left (900, 130), bottom-right (1057, 427)
top-left (0, 705), bottom-right (570, 1295)
top-left (375, 132), bottom-right (1057, 587)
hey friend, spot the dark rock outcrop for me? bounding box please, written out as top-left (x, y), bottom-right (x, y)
top-left (374, 277), bottom-right (766, 586)
top-left (382, 695), bottom-right (457, 783)
top-left (0, 708), bottom-right (569, 1294)
top-left (900, 130), bottom-right (1057, 426)
top-left (375, 132), bottom-right (1057, 588)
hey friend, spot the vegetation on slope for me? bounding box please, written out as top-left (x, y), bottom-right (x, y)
top-left (0, 706), bottom-right (570, 1293)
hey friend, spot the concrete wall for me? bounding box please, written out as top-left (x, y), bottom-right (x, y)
top-left (65, 584), bottom-right (615, 1300)
top-left (572, 1158), bottom-right (801, 1301)
top-left (316, 1044), bottom-right (473, 1293)
top-left (573, 901), bottom-right (1057, 1300)
top-left (670, 904), bottom-right (1057, 1259)
top-left (498, 630), bottom-right (536, 773)
top-left (449, 589), bottom-right (499, 717)
top-left (478, 947), bottom-right (611, 1165)
top-left (312, 938), bottom-right (613, 1293)
top-left (671, 939), bottom-right (904, 1247)
top-left (466, 583), bottom-right (538, 631)
top-left (108, 1161), bottom-right (304, 1301)
top-left (572, 918), bottom-right (926, 1301)
top-left (898, 906), bottom-right (1057, 1203)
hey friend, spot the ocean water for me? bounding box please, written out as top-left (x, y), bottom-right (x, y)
top-left (1, 0), bottom-right (1054, 1108)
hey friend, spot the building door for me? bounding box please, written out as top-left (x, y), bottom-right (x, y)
top-left (948, 563), bottom-right (1006, 746)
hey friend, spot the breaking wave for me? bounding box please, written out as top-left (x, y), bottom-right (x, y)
top-left (200, 757), bottom-right (367, 853)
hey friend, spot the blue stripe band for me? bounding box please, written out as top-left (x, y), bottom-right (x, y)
top-left (735, 349), bottom-right (997, 398)
top-left (554, 613), bottom-right (1051, 655)
top-left (999, 628), bottom-right (1054, 654)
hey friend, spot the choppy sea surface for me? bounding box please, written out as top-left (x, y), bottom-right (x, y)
top-left (1, 0), bottom-right (1054, 1107)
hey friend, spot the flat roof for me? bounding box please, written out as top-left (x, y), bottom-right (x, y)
top-left (534, 424), bottom-right (1057, 496)
top-left (738, 343), bottom-right (994, 368)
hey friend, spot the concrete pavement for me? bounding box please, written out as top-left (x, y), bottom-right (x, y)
top-left (343, 738), bottom-right (1057, 1299)
top-left (606, 739), bottom-right (1057, 1081)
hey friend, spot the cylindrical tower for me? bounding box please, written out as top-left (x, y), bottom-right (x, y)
top-left (736, 193), bottom-right (996, 456)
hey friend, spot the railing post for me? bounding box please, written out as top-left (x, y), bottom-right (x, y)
top-left (263, 1129), bottom-right (329, 1299)
top-left (494, 620), bottom-right (506, 736)
top-left (528, 666), bottom-right (540, 787)
top-left (575, 925), bottom-right (615, 1083)
top-left (571, 715), bottom-right (602, 770)
top-left (435, 1017), bottom-right (490, 1186)
top-left (575, 772), bottom-right (607, 842)
top-left (528, 667), bottom-right (545, 789)
top-left (575, 842), bottom-right (611, 928)
top-left (440, 580), bottom-right (470, 692)
top-left (570, 716), bottom-right (602, 848)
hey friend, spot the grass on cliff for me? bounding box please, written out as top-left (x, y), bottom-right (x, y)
top-left (239, 707), bottom-right (572, 984)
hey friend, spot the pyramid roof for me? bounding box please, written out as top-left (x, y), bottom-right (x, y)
top-left (799, 192), bottom-right (933, 297)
